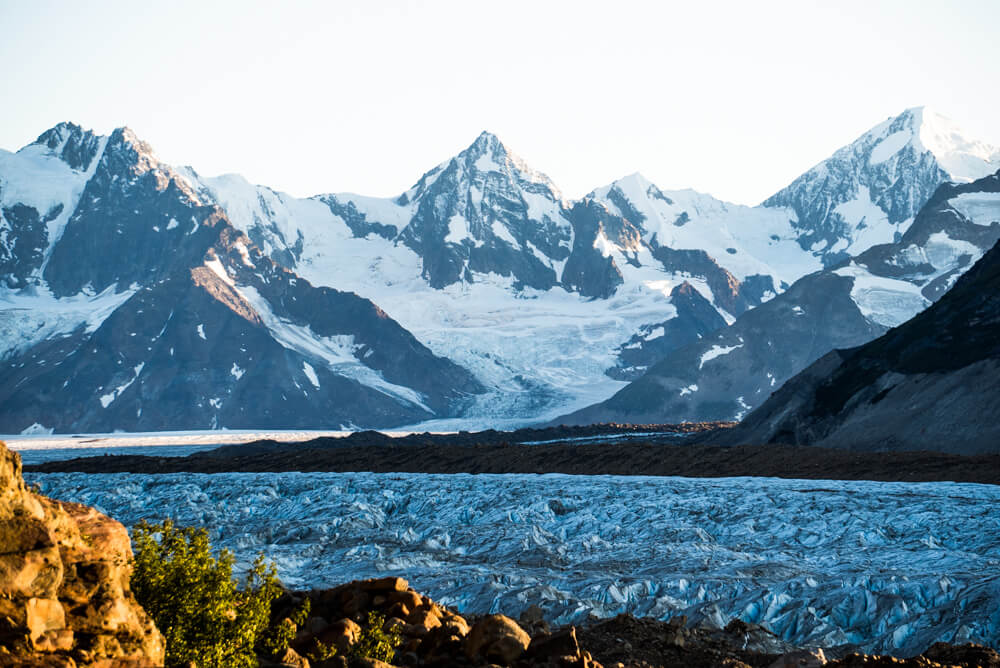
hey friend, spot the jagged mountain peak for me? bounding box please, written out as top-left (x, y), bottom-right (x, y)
top-left (761, 106), bottom-right (999, 265)
top-left (27, 122), bottom-right (105, 172)
top-left (807, 106), bottom-right (999, 185)
top-left (593, 172), bottom-right (683, 204)
top-left (860, 106), bottom-right (1000, 182)
top-left (400, 130), bottom-right (563, 207)
top-left (603, 172), bottom-right (658, 195)
top-left (32, 121), bottom-right (91, 147)
top-left (468, 129), bottom-right (504, 152)
top-left (105, 126), bottom-right (159, 163)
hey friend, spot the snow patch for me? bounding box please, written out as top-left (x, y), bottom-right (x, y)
top-left (98, 363), bottom-right (144, 408)
top-left (644, 326), bottom-right (665, 341)
top-left (948, 192), bottom-right (1000, 226)
top-left (834, 263), bottom-right (930, 328)
top-left (204, 257), bottom-right (234, 286)
top-left (444, 214), bottom-right (471, 244)
top-left (20, 423), bottom-right (53, 435)
top-left (474, 153), bottom-right (499, 173)
top-left (593, 231), bottom-right (615, 258)
top-left (302, 361), bottom-right (320, 389)
top-left (869, 130), bottom-right (912, 165)
top-left (491, 221), bottom-right (518, 247)
top-left (699, 343), bottom-right (743, 369)
top-left (234, 241), bottom-right (255, 267)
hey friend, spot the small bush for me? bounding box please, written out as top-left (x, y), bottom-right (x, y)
top-left (259, 597), bottom-right (310, 659)
top-left (307, 639), bottom-right (338, 663)
top-left (351, 611), bottom-right (402, 663)
top-left (131, 520), bottom-right (282, 668)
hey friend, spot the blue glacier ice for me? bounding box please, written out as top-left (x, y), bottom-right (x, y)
top-left (29, 472), bottom-right (1000, 654)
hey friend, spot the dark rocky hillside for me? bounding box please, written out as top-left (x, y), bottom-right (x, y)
top-left (715, 235), bottom-right (1000, 454)
top-left (559, 170), bottom-right (1000, 426)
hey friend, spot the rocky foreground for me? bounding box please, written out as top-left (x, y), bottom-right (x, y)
top-left (267, 576), bottom-right (1000, 668)
top-left (0, 441), bottom-right (163, 666)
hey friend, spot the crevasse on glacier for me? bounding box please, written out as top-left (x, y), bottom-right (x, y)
top-left (30, 471), bottom-right (1000, 655)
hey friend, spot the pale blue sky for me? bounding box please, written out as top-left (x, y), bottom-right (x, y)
top-left (2, 0), bottom-right (998, 205)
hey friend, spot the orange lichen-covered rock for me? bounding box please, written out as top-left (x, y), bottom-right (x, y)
top-left (0, 440), bottom-right (164, 667)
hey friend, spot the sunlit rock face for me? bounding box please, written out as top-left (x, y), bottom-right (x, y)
top-left (0, 440), bottom-right (164, 666)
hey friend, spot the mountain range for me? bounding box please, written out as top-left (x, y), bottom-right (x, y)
top-left (1, 107), bottom-right (998, 433)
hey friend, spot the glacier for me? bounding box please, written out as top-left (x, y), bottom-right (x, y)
top-left (27, 471), bottom-right (1000, 655)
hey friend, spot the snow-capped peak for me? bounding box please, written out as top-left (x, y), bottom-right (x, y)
top-left (858, 107), bottom-right (999, 181)
top-left (761, 106), bottom-right (1000, 265)
top-left (907, 107), bottom-right (1000, 182)
top-left (401, 131), bottom-right (563, 204)
top-left (459, 130), bottom-right (563, 197)
top-left (468, 129), bottom-right (504, 153)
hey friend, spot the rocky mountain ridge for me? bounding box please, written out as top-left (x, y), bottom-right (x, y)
top-left (0, 125), bottom-right (482, 433)
top-left (711, 225), bottom-right (1000, 454)
top-left (1, 109), bottom-right (998, 431)
top-left (558, 167), bottom-right (1000, 427)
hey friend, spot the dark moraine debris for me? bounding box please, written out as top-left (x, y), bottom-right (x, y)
top-left (25, 423), bottom-right (1000, 485)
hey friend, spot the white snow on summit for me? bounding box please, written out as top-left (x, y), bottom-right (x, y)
top-left (0, 135), bottom-right (109, 276)
top-left (911, 107), bottom-right (1000, 182)
top-left (591, 173), bottom-right (822, 285)
top-left (860, 107), bottom-right (1000, 183)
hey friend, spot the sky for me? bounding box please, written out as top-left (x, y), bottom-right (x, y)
top-left (1, 0), bottom-right (998, 205)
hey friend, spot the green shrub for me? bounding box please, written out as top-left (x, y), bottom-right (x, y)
top-left (351, 611), bottom-right (402, 663)
top-left (131, 520), bottom-right (282, 668)
top-left (259, 597), bottom-right (310, 659)
top-left (307, 638), bottom-right (338, 663)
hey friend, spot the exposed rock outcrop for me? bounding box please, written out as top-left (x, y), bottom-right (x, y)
top-left (715, 235), bottom-right (1000, 454)
top-left (274, 581), bottom-right (999, 668)
top-left (267, 577), bottom-right (600, 668)
top-left (0, 440), bottom-right (163, 666)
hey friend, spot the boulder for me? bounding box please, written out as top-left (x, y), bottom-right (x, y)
top-left (353, 658), bottom-right (398, 668)
top-left (465, 614), bottom-right (531, 664)
top-left (359, 577), bottom-right (408, 593)
top-left (405, 607), bottom-right (440, 631)
top-left (318, 617), bottom-right (361, 652)
top-left (0, 441), bottom-right (164, 666)
top-left (527, 626), bottom-right (581, 660)
top-left (768, 649), bottom-right (827, 667)
top-left (273, 646), bottom-right (310, 668)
